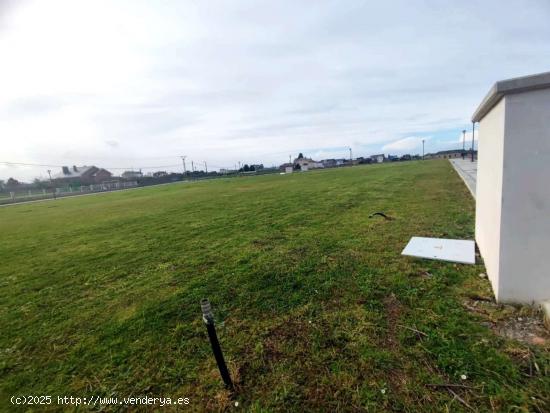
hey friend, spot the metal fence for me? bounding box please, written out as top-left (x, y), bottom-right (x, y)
top-left (0, 181), bottom-right (138, 205)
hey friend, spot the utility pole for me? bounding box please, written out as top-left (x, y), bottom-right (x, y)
top-left (462, 130), bottom-right (466, 159)
top-left (191, 160), bottom-right (194, 173)
top-left (422, 140), bottom-right (425, 160)
top-left (289, 154), bottom-right (291, 164)
top-left (349, 147), bottom-right (352, 161)
top-left (180, 156), bottom-right (187, 176)
top-left (204, 161), bottom-right (208, 174)
top-left (471, 122), bottom-right (475, 162)
top-left (47, 169), bottom-right (55, 199)
top-left (238, 161), bottom-right (241, 171)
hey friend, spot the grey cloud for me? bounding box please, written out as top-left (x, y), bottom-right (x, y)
top-left (2, 0), bottom-right (550, 181)
top-left (2, 95), bottom-right (71, 118)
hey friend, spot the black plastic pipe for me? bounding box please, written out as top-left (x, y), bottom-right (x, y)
top-left (201, 299), bottom-right (234, 391)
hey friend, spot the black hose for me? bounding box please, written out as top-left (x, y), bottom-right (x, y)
top-left (369, 212), bottom-right (392, 220)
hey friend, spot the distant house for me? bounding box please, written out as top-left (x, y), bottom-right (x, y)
top-left (280, 156), bottom-right (323, 172)
top-left (121, 170), bottom-right (143, 179)
top-left (335, 158), bottom-right (346, 166)
top-left (152, 171), bottom-right (168, 178)
top-left (293, 156), bottom-right (323, 170)
top-left (358, 157), bottom-right (373, 164)
top-left (52, 165), bottom-right (112, 185)
top-left (279, 163), bottom-right (293, 172)
top-left (321, 159), bottom-right (337, 168)
top-left (425, 149), bottom-right (473, 160)
top-left (371, 154), bottom-right (385, 163)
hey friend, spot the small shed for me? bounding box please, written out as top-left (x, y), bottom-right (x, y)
top-left (472, 71), bottom-right (550, 303)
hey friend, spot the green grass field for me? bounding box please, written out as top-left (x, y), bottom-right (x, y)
top-left (1, 161), bottom-right (548, 412)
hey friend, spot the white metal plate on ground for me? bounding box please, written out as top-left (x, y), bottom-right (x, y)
top-left (401, 237), bottom-right (475, 264)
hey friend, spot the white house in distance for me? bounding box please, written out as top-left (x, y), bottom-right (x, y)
top-left (371, 154), bottom-right (385, 163)
top-left (121, 170), bottom-right (143, 179)
top-left (293, 156), bottom-right (324, 171)
top-left (472, 71), bottom-right (550, 304)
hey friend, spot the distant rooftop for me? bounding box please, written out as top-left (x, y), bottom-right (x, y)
top-left (472, 71), bottom-right (550, 122)
top-left (435, 149), bottom-right (468, 154)
top-left (52, 165), bottom-right (95, 179)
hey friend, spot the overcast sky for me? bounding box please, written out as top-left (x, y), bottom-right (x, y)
top-left (1, 0), bottom-right (550, 181)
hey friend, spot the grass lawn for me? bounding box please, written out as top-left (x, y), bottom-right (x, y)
top-left (0, 161), bottom-right (548, 412)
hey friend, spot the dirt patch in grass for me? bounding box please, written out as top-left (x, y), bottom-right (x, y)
top-left (383, 293), bottom-right (402, 347)
top-left (262, 317), bottom-right (310, 364)
top-left (494, 315), bottom-right (549, 346)
top-left (463, 298), bottom-right (549, 347)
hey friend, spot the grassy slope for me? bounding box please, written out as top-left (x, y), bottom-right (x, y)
top-left (0, 161), bottom-right (548, 412)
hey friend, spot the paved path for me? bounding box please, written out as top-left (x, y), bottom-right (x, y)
top-left (450, 158), bottom-right (477, 199)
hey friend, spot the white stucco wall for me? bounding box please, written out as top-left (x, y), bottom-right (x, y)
top-left (475, 98), bottom-right (505, 299)
top-left (476, 88), bottom-right (550, 303)
top-left (497, 89), bottom-right (550, 302)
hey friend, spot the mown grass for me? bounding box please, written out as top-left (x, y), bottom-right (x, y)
top-left (0, 161), bottom-right (548, 412)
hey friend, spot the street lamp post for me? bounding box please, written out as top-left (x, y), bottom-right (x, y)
top-left (422, 140), bottom-right (425, 160)
top-left (180, 156), bottom-right (187, 177)
top-left (471, 122), bottom-right (475, 162)
top-left (349, 147), bottom-right (352, 162)
top-left (462, 129), bottom-right (466, 158)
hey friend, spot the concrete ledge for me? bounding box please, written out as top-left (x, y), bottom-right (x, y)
top-left (472, 71), bottom-right (550, 122)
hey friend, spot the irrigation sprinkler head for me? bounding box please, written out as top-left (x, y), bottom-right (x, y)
top-left (201, 298), bottom-right (214, 324)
